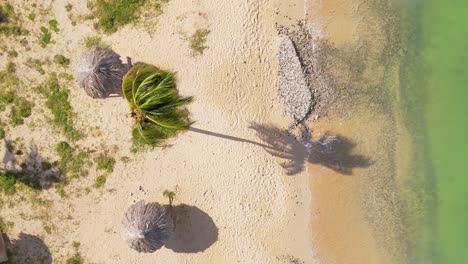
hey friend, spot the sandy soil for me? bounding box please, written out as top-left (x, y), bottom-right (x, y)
top-left (0, 0), bottom-right (316, 263)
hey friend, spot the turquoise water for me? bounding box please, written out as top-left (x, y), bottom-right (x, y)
top-left (401, 0), bottom-right (468, 263)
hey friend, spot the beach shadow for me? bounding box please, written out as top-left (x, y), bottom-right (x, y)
top-left (250, 123), bottom-right (372, 176)
top-left (1, 142), bottom-right (61, 190)
top-left (165, 204), bottom-right (218, 253)
top-left (3, 233), bottom-right (52, 264)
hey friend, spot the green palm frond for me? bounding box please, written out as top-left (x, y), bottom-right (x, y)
top-left (123, 63), bottom-right (193, 146)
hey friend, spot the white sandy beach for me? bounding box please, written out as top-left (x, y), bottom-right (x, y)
top-left (1, 0), bottom-right (314, 263)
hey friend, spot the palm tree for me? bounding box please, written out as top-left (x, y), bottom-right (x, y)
top-left (122, 63), bottom-right (193, 146)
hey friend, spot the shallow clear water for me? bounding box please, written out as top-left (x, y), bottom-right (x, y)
top-left (401, 0), bottom-right (468, 263)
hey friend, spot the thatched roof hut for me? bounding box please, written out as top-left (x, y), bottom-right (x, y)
top-left (76, 47), bottom-right (124, 98)
top-left (122, 200), bottom-right (174, 253)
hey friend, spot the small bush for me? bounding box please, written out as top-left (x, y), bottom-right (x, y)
top-left (54, 54), bottom-right (70, 67)
top-left (0, 171), bottom-right (17, 195)
top-left (95, 154), bottom-right (115, 173)
top-left (189, 29), bottom-right (210, 55)
top-left (7, 50), bottom-right (17, 57)
top-left (27, 13), bottom-right (35, 21)
top-left (95, 175), bottom-right (106, 188)
top-left (10, 97), bottom-right (33, 126)
top-left (48, 19), bottom-right (59, 32)
top-left (0, 127), bottom-right (4, 139)
top-left (40, 26), bottom-right (52, 47)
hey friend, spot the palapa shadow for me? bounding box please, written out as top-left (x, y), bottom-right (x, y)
top-left (165, 204), bottom-right (218, 253)
top-left (250, 123), bottom-right (372, 176)
top-left (1, 142), bottom-right (61, 190)
top-left (2, 233), bottom-right (52, 264)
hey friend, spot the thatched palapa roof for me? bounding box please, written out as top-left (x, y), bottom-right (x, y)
top-left (76, 47), bottom-right (124, 98)
top-left (122, 200), bottom-right (174, 253)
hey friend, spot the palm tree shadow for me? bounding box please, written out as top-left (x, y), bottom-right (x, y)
top-left (249, 124), bottom-right (309, 175)
top-left (165, 204), bottom-right (218, 253)
top-left (250, 123), bottom-right (372, 176)
top-left (2, 233), bottom-right (52, 264)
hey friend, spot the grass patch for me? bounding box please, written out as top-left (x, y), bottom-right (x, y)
top-left (54, 54), bottom-right (70, 67)
top-left (27, 13), bottom-right (35, 21)
top-left (94, 175), bottom-right (106, 188)
top-left (81, 35), bottom-right (110, 49)
top-left (26, 58), bottom-right (46, 75)
top-left (56, 141), bottom-right (89, 178)
top-left (189, 29), bottom-right (210, 56)
top-left (0, 3), bottom-right (27, 36)
top-left (10, 97), bottom-right (33, 126)
top-left (0, 171), bottom-right (17, 195)
top-left (7, 49), bottom-right (17, 58)
top-left (48, 19), bottom-right (59, 32)
top-left (39, 26), bottom-right (52, 47)
top-left (87, 0), bottom-right (148, 34)
top-left (0, 217), bottom-right (14, 233)
top-left (0, 127), bottom-right (5, 139)
top-left (35, 74), bottom-right (83, 140)
top-left (95, 153), bottom-right (115, 173)
top-left (65, 255), bottom-right (83, 264)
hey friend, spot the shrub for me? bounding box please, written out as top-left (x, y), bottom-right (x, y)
top-left (0, 171), bottom-right (17, 195)
top-left (48, 19), bottom-right (59, 32)
top-left (10, 97), bottom-right (33, 126)
top-left (95, 175), bottom-right (106, 188)
top-left (65, 255), bottom-right (83, 264)
top-left (40, 26), bottom-right (52, 47)
top-left (54, 54), bottom-right (70, 67)
top-left (122, 63), bottom-right (193, 146)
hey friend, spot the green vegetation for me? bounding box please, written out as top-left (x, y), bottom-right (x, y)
top-left (94, 175), bottom-right (106, 188)
top-left (35, 74), bottom-right (83, 140)
top-left (48, 19), bottom-right (59, 32)
top-left (163, 189), bottom-right (175, 205)
top-left (7, 49), bottom-right (18, 57)
top-left (72, 241), bottom-right (81, 251)
top-left (95, 154), bottom-right (115, 173)
top-left (82, 35), bottom-right (110, 49)
top-left (88, 0), bottom-right (147, 34)
top-left (0, 217), bottom-right (14, 232)
top-left (27, 13), bottom-right (36, 21)
top-left (55, 141), bottom-right (89, 178)
top-left (26, 58), bottom-right (46, 75)
top-left (0, 3), bottom-right (27, 36)
top-left (0, 171), bottom-right (17, 195)
top-left (189, 29), bottom-right (210, 55)
top-left (54, 54), bottom-right (70, 67)
top-left (10, 97), bottom-right (33, 126)
top-left (0, 127), bottom-right (4, 139)
top-left (122, 63), bottom-right (193, 147)
top-left (65, 255), bottom-right (83, 264)
top-left (0, 62), bottom-right (33, 126)
top-left (40, 26), bottom-right (52, 47)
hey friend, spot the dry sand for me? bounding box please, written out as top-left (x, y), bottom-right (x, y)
top-left (1, 0), bottom-right (314, 263)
